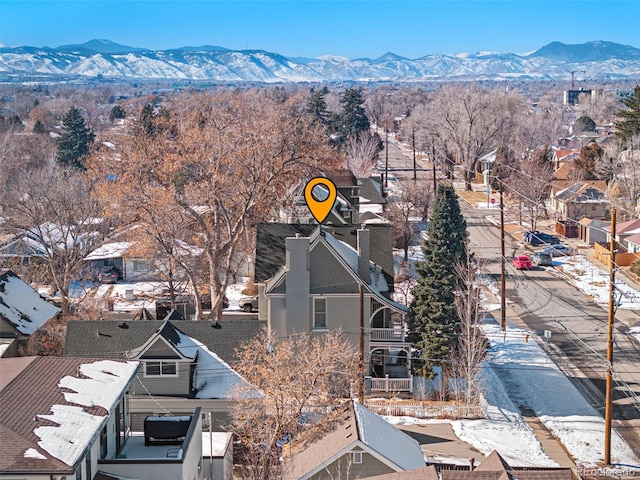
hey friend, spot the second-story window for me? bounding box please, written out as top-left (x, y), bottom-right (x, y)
top-left (144, 361), bottom-right (178, 377)
top-left (313, 298), bottom-right (327, 329)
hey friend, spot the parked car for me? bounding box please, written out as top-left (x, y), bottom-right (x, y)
top-left (98, 265), bottom-right (121, 284)
top-left (512, 255), bottom-right (532, 270)
top-left (239, 295), bottom-right (258, 313)
top-left (523, 230), bottom-right (560, 246)
top-left (532, 252), bottom-right (554, 267)
top-left (542, 244), bottom-right (575, 257)
top-left (200, 294), bottom-right (229, 309)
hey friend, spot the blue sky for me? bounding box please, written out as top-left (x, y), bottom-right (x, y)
top-left (1, 1), bottom-right (638, 59)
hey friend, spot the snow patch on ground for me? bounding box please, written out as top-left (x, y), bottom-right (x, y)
top-left (555, 255), bottom-right (640, 310)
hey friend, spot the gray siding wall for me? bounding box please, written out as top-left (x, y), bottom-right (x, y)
top-left (132, 361), bottom-right (191, 396)
top-left (308, 451), bottom-right (394, 480)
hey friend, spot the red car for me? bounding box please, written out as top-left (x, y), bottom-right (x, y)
top-left (512, 255), bottom-right (532, 270)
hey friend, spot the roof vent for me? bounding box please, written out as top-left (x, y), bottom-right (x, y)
top-left (118, 322), bottom-right (129, 329)
top-left (211, 321), bottom-right (222, 329)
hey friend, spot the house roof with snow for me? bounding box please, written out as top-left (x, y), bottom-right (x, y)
top-left (64, 318), bottom-right (263, 366)
top-left (283, 400), bottom-right (425, 479)
top-left (0, 356), bottom-right (139, 475)
top-left (0, 269), bottom-right (61, 336)
top-left (124, 320), bottom-right (258, 399)
top-left (440, 450), bottom-right (573, 479)
top-left (359, 177), bottom-right (387, 206)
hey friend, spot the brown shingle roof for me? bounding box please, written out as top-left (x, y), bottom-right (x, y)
top-left (0, 356), bottom-right (136, 475)
top-left (367, 465), bottom-right (439, 480)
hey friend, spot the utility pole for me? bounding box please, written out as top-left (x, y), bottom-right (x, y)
top-left (359, 284), bottom-right (365, 402)
top-left (604, 207), bottom-right (616, 464)
top-left (431, 138), bottom-right (437, 193)
top-left (500, 180), bottom-right (506, 331)
top-left (412, 129), bottom-right (417, 181)
top-left (384, 127), bottom-right (389, 188)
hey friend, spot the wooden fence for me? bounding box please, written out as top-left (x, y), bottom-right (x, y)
top-left (594, 241), bottom-right (640, 266)
top-left (365, 399), bottom-right (486, 420)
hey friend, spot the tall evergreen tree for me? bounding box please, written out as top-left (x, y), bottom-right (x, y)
top-left (410, 184), bottom-right (468, 371)
top-left (614, 85), bottom-right (640, 142)
top-left (306, 86), bottom-right (330, 126)
top-left (336, 87), bottom-right (370, 144)
top-left (55, 107), bottom-right (95, 170)
top-left (109, 104), bottom-right (126, 123)
top-left (573, 114), bottom-right (596, 133)
top-left (33, 119), bottom-right (46, 134)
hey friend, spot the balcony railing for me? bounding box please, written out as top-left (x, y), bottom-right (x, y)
top-left (370, 376), bottom-right (412, 393)
top-left (370, 328), bottom-right (405, 342)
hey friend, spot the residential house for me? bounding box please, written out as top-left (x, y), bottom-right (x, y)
top-left (263, 226), bottom-right (412, 393)
top-left (254, 221), bottom-right (395, 318)
top-left (64, 318), bottom-right (263, 428)
top-left (277, 170), bottom-right (361, 225)
top-left (85, 241), bottom-right (166, 282)
top-left (550, 181), bottom-right (609, 222)
top-left (578, 217), bottom-right (610, 245)
top-left (0, 356), bottom-right (205, 480)
top-left (358, 176), bottom-right (388, 216)
top-left (282, 400), bottom-right (426, 480)
top-left (0, 269), bottom-right (61, 357)
top-left (604, 218), bottom-right (640, 249)
top-left (366, 466), bottom-right (439, 480)
top-left (0, 231), bottom-right (47, 270)
top-left (439, 450), bottom-right (573, 479)
top-left (551, 148), bottom-right (580, 170)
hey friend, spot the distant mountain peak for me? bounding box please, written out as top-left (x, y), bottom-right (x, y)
top-left (528, 40), bottom-right (640, 62)
top-left (56, 39), bottom-right (147, 54)
top-left (1, 39), bottom-right (639, 83)
top-left (373, 52), bottom-right (409, 63)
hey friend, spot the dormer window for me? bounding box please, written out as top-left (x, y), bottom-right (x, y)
top-left (144, 361), bottom-right (178, 377)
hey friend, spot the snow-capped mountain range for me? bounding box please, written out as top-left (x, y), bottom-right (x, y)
top-left (1, 39), bottom-right (639, 83)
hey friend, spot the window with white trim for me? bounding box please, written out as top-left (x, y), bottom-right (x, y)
top-left (313, 298), bottom-right (327, 329)
top-left (133, 260), bottom-right (150, 272)
top-left (144, 361), bottom-right (178, 377)
top-left (352, 451), bottom-right (363, 464)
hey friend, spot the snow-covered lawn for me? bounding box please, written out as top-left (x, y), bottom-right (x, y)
top-left (555, 254), bottom-right (640, 310)
top-left (386, 322), bottom-right (640, 468)
top-left (482, 323), bottom-right (639, 467)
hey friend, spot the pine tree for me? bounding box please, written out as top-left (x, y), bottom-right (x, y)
top-left (410, 184), bottom-right (468, 371)
top-left (55, 107), bottom-right (95, 170)
top-left (109, 104), bottom-right (126, 123)
top-left (33, 119), bottom-right (46, 134)
top-left (574, 114), bottom-right (596, 133)
top-left (306, 86), bottom-right (330, 126)
top-left (336, 87), bottom-right (370, 144)
top-left (614, 85), bottom-right (640, 142)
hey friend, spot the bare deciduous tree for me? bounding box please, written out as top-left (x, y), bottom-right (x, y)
top-left (504, 146), bottom-right (554, 229)
top-left (449, 258), bottom-right (486, 406)
top-left (385, 181), bottom-right (433, 262)
top-left (428, 85), bottom-right (521, 190)
top-left (230, 328), bottom-right (359, 480)
top-left (0, 166), bottom-right (108, 313)
top-left (90, 89), bottom-right (336, 319)
top-left (344, 130), bottom-right (380, 178)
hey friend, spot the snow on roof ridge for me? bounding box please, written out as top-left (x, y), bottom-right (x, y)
top-left (35, 360), bottom-right (139, 466)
